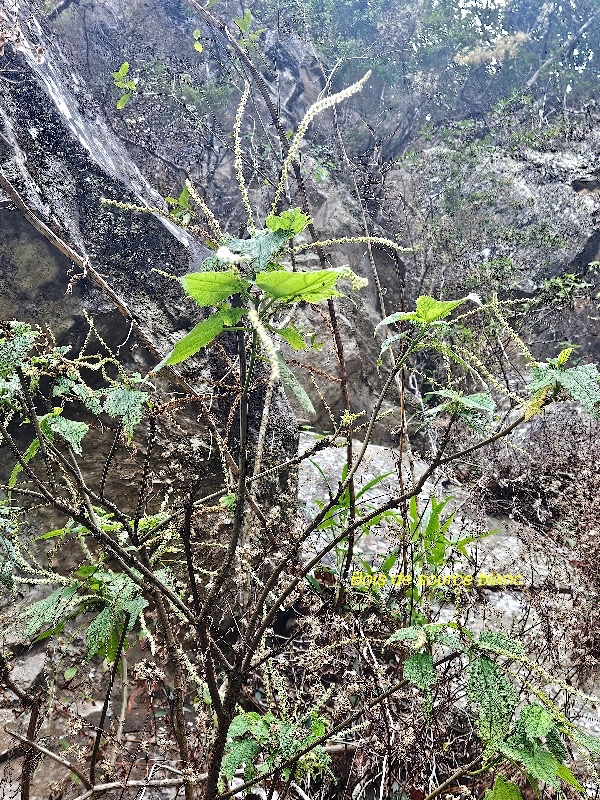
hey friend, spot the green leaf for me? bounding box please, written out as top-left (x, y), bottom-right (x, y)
top-left (276, 354), bottom-right (315, 415)
top-left (556, 363), bottom-right (600, 414)
top-left (0, 322), bottom-right (37, 378)
top-left (35, 528), bottom-right (68, 541)
top-left (265, 209), bottom-right (311, 236)
top-left (403, 652), bottom-right (436, 692)
top-left (86, 606), bottom-right (114, 659)
top-left (201, 231), bottom-right (289, 273)
top-left (375, 311), bottom-right (416, 333)
top-left (415, 295), bottom-right (466, 324)
top-left (194, 41), bottom-right (203, 52)
top-left (63, 666), bottom-right (77, 681)
top-left (375, 295), bottom-right (466, 332)
top-left (222, 739), bottom-right (260, 781)
top-left (404, 652), bottom-right (436, 717)
top-left (276, 325), bottom-right (308, 350)
top-left (498, 741), bottom-right (560, 788)
top-left (180, 270), bottom-right (247, 307)
top-left (555, 763), bottom-right (583, 791)
top-left (545, 728), bottom-right (567, 762)
top-left (0, 536), bottom-right (15, 591)
top-left (234, 9), bottom-right (252, 33)
top-left (478, 630), bottom-right (525, 657)
top-left (385, 625), bottom-right (425, 645)
top-left (46, 416), bottom-right (89, 455)
top-left (484, 776), bottom-right (523, 800)
top-left (571, 730), bottom-right (600, 756)
top-left (528, 362), bottom-right (600, 415)
top-left (256, 269), bottom-right (342, 303)
top-left (9, 437), bottom-right (39, 488)
top-left (20, 585), bottom-right (79, 640)
top-left (519, 704), bottom-right (554, 740)
top-left (162, 308), bottom-right (246, 368)
top-left (467, 656), bottom-right (518, 753)
top-left (103, 386), bottom-right (148, 443)
top-left (116, 94), bottom-right (131, 110)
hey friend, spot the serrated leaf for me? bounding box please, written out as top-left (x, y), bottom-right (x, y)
top-left (484, 776), bottom-right (523, 800)
top-left (222, 739), bottom-right (261, 781)
top-left (202, 231), bottom-right (288, 273)
top-left (519, 704), bottom-right (554, 739)
top-left (498, 741), bottom-right (560, 788)
top-left (404, 652), bottom-right (436, 717)
top-left (545, 728), bottom-right (567, 762)
top-left (20, 585), bottom-right (79, 640)
top-left (276, 354), bottom-right (315, 415)
top-left (415, 295), bottom-right (465, 323)
top-left (468, 656), bottom-right (518, 752)
top-left (86, 606), bottom-right (114, 659)
top-left (276, 325), bottom-right (308, 350)
top-left (180, 270), bottom-right (247, 307)
top-left (385, 625), bottom-right (425, 645)
top-left (46, 416), bottom-right (89, 455)
top-left (556, 363), bottom-right (600, 414)
top-left (103, 386), bottom-right (147, 442)
top-left (256, 269), bottom-right (342, 303)
top-left (265, 209), bottom-right (311, 236)
top-left (0, 323), bottom-right (37, 378)
top-left (403, 652), bottom-right (436, 692)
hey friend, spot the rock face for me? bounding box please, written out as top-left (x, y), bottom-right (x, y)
top-left (0, 0), bottom-right (299, 471)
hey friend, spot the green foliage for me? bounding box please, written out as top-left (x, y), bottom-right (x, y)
top-left (103, 385), bottom-right (149, 442)
top-left (112, 62), bottom-right (139, 109)
top-left (403, 652), bottom-right (436, 715)
top-left (165, 185), bottom-right (195, 225)
top-left (467, 655), bottom-right (518, 754)
top-left (527, 360), bottom-right (600, 417)
top-left (161, 308), bottom-right (246, 367)
top-left (376, 295), bottom-right (467, 331)
top-left (0, 322), bottom-right (37, 378)
top-left (233, 9), bottom-right (266, 48)
top-left (255, 269), bottom-right (343, 303)
top-left (192, 28), bottom-right (203, 53)
top-left (46, 415), bottom-right (89, 455)
top-left (484, 776), bottom-right (523, 800)
top-left (424, 390), bottom-right (495, 432)
top-left (277, 354), bottom-right (315, 415)
top-left (540, 273), bottom-right (592, 305)
top-left (265, 208), bottom-right (311, 235)
top-left (222, 709), bottom-right (331, 782)
top-left (179, 270), bottom-right (248, 307)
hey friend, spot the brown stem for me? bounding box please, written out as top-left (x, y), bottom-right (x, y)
top-left (154, 594), bottom-right (194, 800)
top-left (5, 728), bottom-right (92, 791)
